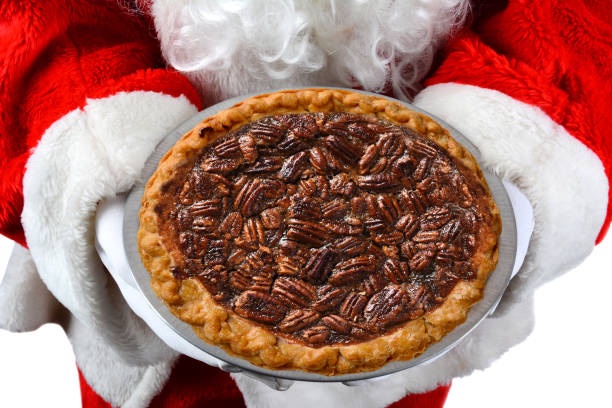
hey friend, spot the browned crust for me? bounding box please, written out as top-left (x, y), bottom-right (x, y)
top-left (137, 88), bottom-right (501, 375)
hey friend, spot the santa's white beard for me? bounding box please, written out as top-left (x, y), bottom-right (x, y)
top-left (152, 0), bottom-right (470, 106)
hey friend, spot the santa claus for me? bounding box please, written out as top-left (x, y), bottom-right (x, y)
top-left (0, 0), bottom-right (610, 407)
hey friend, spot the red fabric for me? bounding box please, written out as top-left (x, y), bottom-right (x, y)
top-left (426, 0), bottom-right (612, 242)
top-left (389, 383), bottom-right (451, 408)
top-left (0, 0), bottom-right (202, 246)
top-left (149, 357), bottom-right (246, 408)
top-left (78, 368), bottom-right (111, 408)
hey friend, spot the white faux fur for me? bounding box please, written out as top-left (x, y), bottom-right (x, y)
top-left (21, 91), bottom-right (198, 406)
top-left (0, 244), bottom-right (65, 331)
top-left (152, 0), bottom-right (470, 105)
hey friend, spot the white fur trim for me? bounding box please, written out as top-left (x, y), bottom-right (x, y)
top-left (152, 0), bottom-right (470, 105)
top-left (0, 245), bottom-right (65, 331)
top-left (22, 91), bottom-right (197, 405)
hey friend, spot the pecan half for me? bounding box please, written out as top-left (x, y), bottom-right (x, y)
top-left (409, 250), bottom-right (435, 272)
top-left (272, 277), bottom-right (317, 307)
top-left (219, 212), bottom-right (243, 238)
top-left (290, 195), bottom-right (323, 220)
top-left (280, 151), bottom-right (309, 182)
top-left (364, 218), bottom-right (387, 234)
top-left (440, 219), bottom-right (462, 242)
top-left (234, 290), bottom-right (288, 324)
top-left (229, 269), bottom-right (252, 291)
top-left (309, 147), bottom-right (327, 174)
top-left (248, 117), bottom-right (287, 145)
top-left (277, 255), bottom-right (302, 276)
top-left (260, 207), bottom-right (283, 229)
top-left (321, 314), bottom-right (352, 334)
top-left (378, 132), bottom-right (405, 156)
top-left (234, 179), bottom-right (283, 217)
top-left (397, 189), bottom-right (427, 215)
top-left (277, 309), bottom-right (320, 333)
top-left (324, 135), bottom-right (362, 165)
top-left (312, 285), bottom-right (346, 312)
top-left (242, 217), bottom-right (266, 245)
top-left (234, 179), bottom-right (260, 217)
top-left (321, 199), bottom-right (349, 220)
top-left (376, 195), bottom-right (401, 224)
top-left (286, 112), bottom-right (320, 139)
top-left (227, 248), bottom-right (247, 265)
top-left (188, 199), bottom-right (223, 217)
top-left (395, 214), bottom-right (420, 238)
top-left (372, 230), bottom-right (404, 246)
top-left (243, 156), bottom-right (284, 174)
top-left (286, 219), bottom-right (330, 247)
top-left (356, 173), bottom-right (401, 191)
top-left (214, 137), bottom-right (241, 157)
top-left (339, 292), bottom-right (367, 320)
top-left (329, 173), bottom-right (356, 197)
top-left (302, 325), bottom-right (331, 344)
top-left (329, 255), bottom-right (376, 286)
top-left (332, 236), bottom-right (369, 256)
top-left (358, 144), bottom-right (379, 174)
top-left (364, 285), bottom-right (410, 327)
top-left (412, 230), bottom-right (440, 243)
top-left (201, 157), bottom-right (242, 174)
top-left (412, 157), bottom-right (432, 180)
top-left (421, 206), bottom-right (453, 230)
top-left (382, 258), bottom-right (410, 284)
top-left (303, 247), bottom-right (336, 283)
top-left (238, 134), bottom-right (258, 163)
top-left (408, 138), bottom-right (438, 158)
top-left (277, 134), bottom-right (308, 154)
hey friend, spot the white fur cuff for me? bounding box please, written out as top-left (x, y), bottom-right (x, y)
top-left (21, 91), bottom-right (198, 405)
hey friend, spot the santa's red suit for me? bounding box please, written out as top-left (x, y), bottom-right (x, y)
top-left (0, 0), bottom-right (610, 407)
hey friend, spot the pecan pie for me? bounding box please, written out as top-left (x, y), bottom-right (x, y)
top-left (137, 89), bottom-right (501, 375)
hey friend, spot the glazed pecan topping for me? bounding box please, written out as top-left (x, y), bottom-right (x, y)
top-left (161, 112), bottom-right (491, 346)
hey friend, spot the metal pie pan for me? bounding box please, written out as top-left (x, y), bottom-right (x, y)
top-left (123, 88), bottom-right (517, 383)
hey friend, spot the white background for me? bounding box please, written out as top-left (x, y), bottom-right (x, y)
top-left (1, 232), bottom-right (611, 407)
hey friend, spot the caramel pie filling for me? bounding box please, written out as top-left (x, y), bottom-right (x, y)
top-left (154, 112), bottom-right (493, 347)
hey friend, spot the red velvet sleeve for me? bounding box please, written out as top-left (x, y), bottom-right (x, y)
top-left (0, 0), bottom-right (202, 246)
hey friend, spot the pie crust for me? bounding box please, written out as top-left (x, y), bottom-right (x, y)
top-left (137, 88), bottom-right (501, 375)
